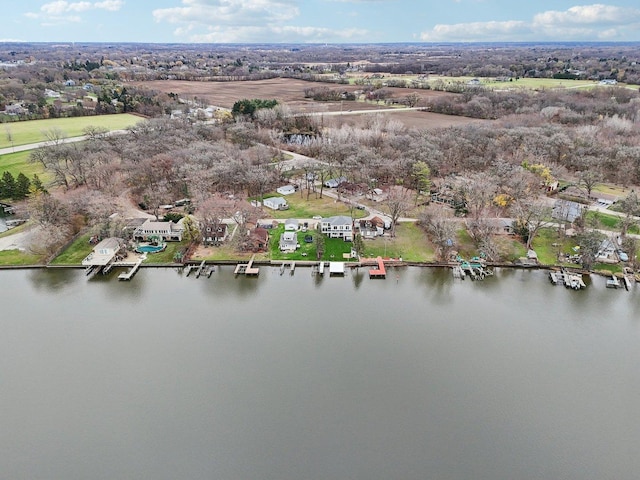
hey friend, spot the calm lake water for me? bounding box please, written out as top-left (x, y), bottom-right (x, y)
top-left (1, 266), bottom-right (639, 480)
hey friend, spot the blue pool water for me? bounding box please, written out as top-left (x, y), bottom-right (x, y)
top-left (136, 244), bottom-right (164, 253)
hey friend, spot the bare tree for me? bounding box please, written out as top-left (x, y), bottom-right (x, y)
top-left (384, 186), bottom-right (412, 237)
top-left (511, 199), bottom-right (553, 249)
top-left (616, 191), bottom-right (640, 237)
top-left (419, 208), bottom-right (457, 261)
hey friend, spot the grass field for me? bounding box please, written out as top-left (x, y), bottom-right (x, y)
top-left (262, 192), bottom-right (368, 220)
top-left (49, 233), bottom-right (94, 265)
top-left (362, 223), bottom-right (435, 262)
top-left (0, 249), bottom-right (42, 265)
top-left (0, 114), bottom-right (142, 149)
top-left (0, 150), bottom-right (49, 182)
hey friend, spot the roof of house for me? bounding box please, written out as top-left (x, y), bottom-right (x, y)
top-left (277, 185), bottom-right (296, 194)
top-left (552, 200), bottom-right (585, 222)
top-left (281, 231), bottom-right (297, 242)
top-left (285, 218), bottom-right (299, 226)
top-left (137, 219), bottom-right (182, 233)
top-left (251, 227), bottom-right (269, 241)
top-left (322, 215), bottom-right (352, 226)
top-left (264, 196), bottom-right (287, 206)
top-left (95, 237), bottom-right (121, 251)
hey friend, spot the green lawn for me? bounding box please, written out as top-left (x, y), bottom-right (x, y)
top-left (268, 224), bottom-right (352, 261)
top-left (585, 211), bottom-right (640, 234)
top-left (0, 114), bottom-right (142, 149)
top-left (50, 233), bottom-right (94, 265)
top-left (262, 192), bottom-right (367, 220)
top-left (142, 240), bottom-right (187, 264)
top-left (0, 150), bottom-right (49, 181)
top-left (0, 249), bottom-right (42, 265)
top-left (362, 223), bottom-right (435, 262)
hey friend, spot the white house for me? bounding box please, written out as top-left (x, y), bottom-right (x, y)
top-left (320, 215), bottom-right (353, 241)
top-left (279, 231), bottom-right (298, 252)
top-left (133, 219), bottom-right (184, 242)
top-left (263, 197), bottom-right (289, 211)
top-left (276, 185), bottom-right (296, 195)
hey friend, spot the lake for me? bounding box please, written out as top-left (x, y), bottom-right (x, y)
top-left (1, 266), bottom-right (638, 480)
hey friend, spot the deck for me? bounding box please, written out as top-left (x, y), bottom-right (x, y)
top-left (368, 256), bottom-right (386, 279)
top-left (234, 255), bottom-right (260, 276)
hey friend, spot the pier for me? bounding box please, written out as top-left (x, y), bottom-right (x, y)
top-left (549, 269), bottom-right (586, 289)
top-left (234, 254), bottom-right (260, 276)
top-left (368, 256), bottom-right (387, 279)
top-left (606, 274), bottom-right (620, 289)
top-left (118, 256), bottom-right (144, 281)
top-left (195, 260), bottom-right (206, 278)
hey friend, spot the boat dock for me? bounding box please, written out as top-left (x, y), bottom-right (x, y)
top-left (549, 269), bottom-right (586, 289)
top-left (452, 265), bottom-right (465, 279)
top-left (195, 260), bottom-right (206, 278)
top-left (368, 256), bottom-right (387, 279)
top-left (234, 255), bottom-right (260, 276)
top-left (606, 274), bottom-right (620, 289)
top-left (118, 256), bottom-right (144, 281)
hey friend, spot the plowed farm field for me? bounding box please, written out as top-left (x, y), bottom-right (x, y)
top-left (131, 78), bottom-right (483, 129)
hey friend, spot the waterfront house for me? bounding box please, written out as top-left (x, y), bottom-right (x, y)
top-left (279, 231), bottom-right (298, 252)
top-left (357, 217), bottom-right (384, 238)
top-left (133, 219), bottom-right (183, 242)
top-left (484, 218), bottom-right (515, 235)
top-left (263, 196), bottom-right (289, 211)
top-left (201, 221), bottom-right (228, 246)
top-left (320, 215), bottom-right (353, 241)
top-left (242, 227), bottom-right (269, 252)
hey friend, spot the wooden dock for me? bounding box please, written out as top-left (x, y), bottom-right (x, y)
top-left (550, 269), bottom-right (586, 290)
top-left (234, 254), bottom-right (260, 276)
top-left (118, 257), bottom-right (144, 281)
top-left (195, 260), bottom-right (206, 278)
top-left (368, 256), bottom-right (386, 279)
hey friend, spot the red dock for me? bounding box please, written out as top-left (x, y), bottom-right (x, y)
top-left (368, 256), bottom-right (387, 279)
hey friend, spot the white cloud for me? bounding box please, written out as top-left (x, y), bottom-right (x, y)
top-left (28, 0), bottom-right (124, 20)
top-left (94, 0), bottom-right (124, 11)
top-left (188, 25), bottom-right (367, 43)
top-left (153, 0), bottom-right (299, 26)
top-left (420, 4), bottom-right (640, 42)
top-left (153, 0), bottom-right (367, 42)
top-left (421, 20), bottom-right (530, 42)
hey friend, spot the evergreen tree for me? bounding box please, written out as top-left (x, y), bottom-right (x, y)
top-left (31, 174), bottom-right (48, 194)
top-left (0, 171), bottom-right (16, 199)
top-left (14, 172), bottom-right (31, 200)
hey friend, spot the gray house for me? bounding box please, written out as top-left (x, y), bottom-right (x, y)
top-left (552, 200), bottom-right (586, 223)
top-left (263, 197), bottom-right (289, 211)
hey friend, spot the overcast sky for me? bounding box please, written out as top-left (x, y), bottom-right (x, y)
top-left (2, 1), bottom-right (640, 44)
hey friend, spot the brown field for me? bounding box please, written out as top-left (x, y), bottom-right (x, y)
top-left (131, 78), bottom-right (483, 129)
top-left (323, 110), bottom-right (486, 129)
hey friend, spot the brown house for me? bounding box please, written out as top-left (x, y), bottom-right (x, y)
top-left (242, 227), bottom-right (269, 252)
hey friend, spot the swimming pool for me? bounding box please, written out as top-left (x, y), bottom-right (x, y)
top-left (136, 244), bottom-right (165, 253)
